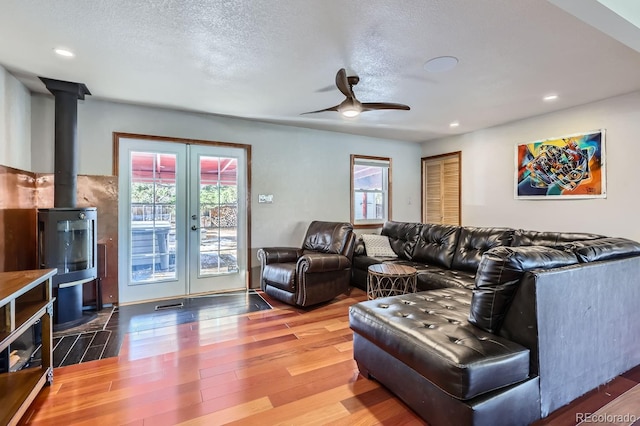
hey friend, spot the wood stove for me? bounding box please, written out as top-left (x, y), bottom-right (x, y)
top-left (38, 208), bottom-right (97, 326)
top-left (37, 77), bottom-right (97, 329)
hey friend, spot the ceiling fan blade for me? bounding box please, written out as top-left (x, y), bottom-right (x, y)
top-left (301, 105), bottom-right (340, 115)
top-left (361, 102), bottom-right (411, 111)
top-left (315, 84), bottom-right (336, 93)
top-left (335, 68), bottom-right (353, 98)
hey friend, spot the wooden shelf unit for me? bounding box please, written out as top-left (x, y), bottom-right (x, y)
top-left (0, 268), bottom-right (56, 426)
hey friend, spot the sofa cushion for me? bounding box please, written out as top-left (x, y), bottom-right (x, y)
top-left (563, 237), bottom-right (640, 263)
top-left (412, 224), bottom-right (460, 268)
top-left (380, 259), bottom-right (474, 290)
top-left (469, 246), bottom-right (578, 333)
top-left (418, 269), bottom-right (476, 291)
top-left (361, 234), bottom-right (398, 258)
top-left (349, 289), bottom-right (531, 400)
top-left (353, 255), bottom-right (385, 271)
top-left (451, 227), bottom-right (514, 272)
top-left (511, 230), bottom-right (603, 247)
top-left (381, 221), bottom-right (422, 260)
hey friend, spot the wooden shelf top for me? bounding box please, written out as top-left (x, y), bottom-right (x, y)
top-left (0, 269), bottom-right (56, 307)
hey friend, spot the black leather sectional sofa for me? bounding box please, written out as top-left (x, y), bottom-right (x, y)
top-left (349, 221), bottom-right (640, 425)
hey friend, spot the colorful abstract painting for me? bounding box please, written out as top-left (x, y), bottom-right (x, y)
top-left (516, 130), bottom-right (606, 199)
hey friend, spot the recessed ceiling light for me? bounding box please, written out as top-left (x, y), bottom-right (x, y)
top-left (543, 94), bottom-right (558, 102)
top-left (449, 121), bottom-right (460, 128)
top-left (54, 48), bottom-right (74, 58)
top-left (424, 56), bottom-right (459, 73)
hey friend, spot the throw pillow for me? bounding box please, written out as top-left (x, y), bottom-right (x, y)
top-left (361, 234), bottom-right (397, 258)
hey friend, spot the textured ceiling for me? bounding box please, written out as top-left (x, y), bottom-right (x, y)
top-left (2, 0), bottom-right (640, 143)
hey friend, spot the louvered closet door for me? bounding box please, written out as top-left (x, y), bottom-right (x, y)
top-left (422, 153), bottom-right (461, 225)
top-left (442, 156), bottom-right (460, 225)
top-left (424, 160), bottom-right (443, 223)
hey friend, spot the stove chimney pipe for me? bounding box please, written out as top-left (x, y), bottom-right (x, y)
top-left (39, 78), bottom-right (91, 208)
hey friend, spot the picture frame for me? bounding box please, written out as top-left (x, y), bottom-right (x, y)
top-left (515, 129), bottom-right (606, 199)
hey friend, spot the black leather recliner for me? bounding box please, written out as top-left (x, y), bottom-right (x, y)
top-left (257, 221), bottom-right (355, 307)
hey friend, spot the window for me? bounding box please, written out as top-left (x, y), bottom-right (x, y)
top-left (351, 155), bottom-right (392, 228)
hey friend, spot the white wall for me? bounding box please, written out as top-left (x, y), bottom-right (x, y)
top-left (0, 65), bottom-right (31, 170)
top-left (422, 91), bottom-right (640, 241)
top-left (30, 95), bottom-right (422, 279)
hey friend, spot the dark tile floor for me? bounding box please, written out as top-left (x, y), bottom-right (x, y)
top-left (49, 290), bottom-right (272, 367)
top-left (52, 330), bottom-right (115, 367)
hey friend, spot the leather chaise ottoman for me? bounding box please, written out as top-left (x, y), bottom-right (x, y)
top-left (350, 229), bottom-right (640, 425)
top-left (349, 289), bottom-right (540, 425)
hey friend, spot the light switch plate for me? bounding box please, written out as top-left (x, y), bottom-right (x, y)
top-left (258, 194), bottom-right (273, 203)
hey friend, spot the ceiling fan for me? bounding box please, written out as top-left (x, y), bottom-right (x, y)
top-left (302, 68), bottom-right (410, 117)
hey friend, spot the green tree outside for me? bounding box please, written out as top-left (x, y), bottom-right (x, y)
top-left (131, 182), bottom-right (237, 206)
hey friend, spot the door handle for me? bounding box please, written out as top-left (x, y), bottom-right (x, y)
top-left (191, 225), bottom-right (199, 231)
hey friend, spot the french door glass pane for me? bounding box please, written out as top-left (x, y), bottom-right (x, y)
top-left (130, 151), bottom-right (177, 283)
top-left (198, 156), bottom-right (238, 276)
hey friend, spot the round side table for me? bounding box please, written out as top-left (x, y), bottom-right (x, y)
top-left (367, 264), bottom-right (418, 300)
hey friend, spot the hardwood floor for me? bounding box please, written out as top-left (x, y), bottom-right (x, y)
top-left (19, 288), bottom-right (640, 425)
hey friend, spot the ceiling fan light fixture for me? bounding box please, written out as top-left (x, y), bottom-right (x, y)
top-left (302, 68), bottom-right (410, 116)
top-left (341, 107), bottom-right (361, 118)
top-left (338, 97), bottom-right (362, 118)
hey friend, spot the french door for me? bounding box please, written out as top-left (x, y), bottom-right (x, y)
top-left (117, 136), bottom-right (248, 303)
